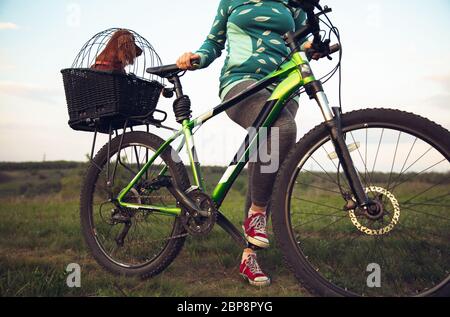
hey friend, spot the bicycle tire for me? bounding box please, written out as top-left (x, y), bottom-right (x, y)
top-left (271, 108), bottom-right (450, 297)
top-left (80, 131), bottom-right (190, 279)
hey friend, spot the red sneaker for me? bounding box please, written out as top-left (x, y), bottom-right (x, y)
top-left (240, 252), bottom-right (271, 287)
top-left (243, 212), bottom-right (270, 248)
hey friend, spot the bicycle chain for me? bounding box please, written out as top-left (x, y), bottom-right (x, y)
top-left (348, 186), bottom-right (401, 236)
top-left (110, 229), bottom-right (189, 248)
top-left (139, 232), bottom-right (189, 244)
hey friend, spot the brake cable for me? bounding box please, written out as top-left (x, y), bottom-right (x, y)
top-left (287, 5), bottom-right (343, 112)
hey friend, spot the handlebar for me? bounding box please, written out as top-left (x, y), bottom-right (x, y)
top-left (306, 43), bottom-right (340, 60)
top-left (148, 0), bottom-right (337, 79)
top-left (328, 43), bottom-right (341, 55)
top-left (283, 1), bottom-right (338, 58)
top-left (146, 56), bottom-right (200, 78)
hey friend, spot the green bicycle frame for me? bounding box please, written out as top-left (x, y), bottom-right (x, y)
top-left (117, 51), bottom-right (318, 216)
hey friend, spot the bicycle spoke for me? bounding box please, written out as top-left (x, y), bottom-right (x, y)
top-left (404, 191), bottom-right (450, 207)
top-left (295, 181), bottom-right (343, 195)
top-left (371, 128), bottom-right (384, 175)
top-left (376, 236), bottom-right (406, 296)
top-left (321, 145), bottom-right (351, 189)
top-left (401, 206), bottom-right (450, 222)
top-left (293, 209), bottom-right (345, 228)
top-left (287, 121), bottom-right (449, 297)
top-left (398, 137), bottom-right (418, 177)
top-left (310, 155), bottom-right (344, 189)
top-left (393, 226), bottom-right (435, 277)
top-left (386, 147), bottom-right (435, 194)
top-left (118, 157), bottom-right (138, 177)
top-left (89, 141), bottom-right (183, 269)
top-left (133, 146), bottom-right (141, 171)
top-left (299, 211), bottom-right (347, 217)
top-left (403, 202), bottom-right (450, 207)
top-left (349, 131), bottom-right (377, 191)
top-left (303, 169), bottom-right (344, 189)
top-left (292, 196), bottom-right (343, 212)
top-left (385, 131), bottom-right (402, 195)
top-left (401, 178), bottom-right (448, 204)
top-left (365, 128), bottom-right (368, 183)
top-left (314, 215), bottom-right (348, 234)
top-left (396, 223), bottom-right (448, 241)
top-left (388, 158), bottom-right (446, 193)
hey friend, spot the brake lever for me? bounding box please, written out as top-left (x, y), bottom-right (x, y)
top-left (322, 39), bottom-right (332, 60)
top-left (315, 5), bottom-right (332, 18)
top-left (307, 39), bottom-right (333, 61)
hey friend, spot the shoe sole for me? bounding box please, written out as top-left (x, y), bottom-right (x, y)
top-left (243, 228), bottom-right (270, 249)
top-left (240, 274), bottom-right (271, 287)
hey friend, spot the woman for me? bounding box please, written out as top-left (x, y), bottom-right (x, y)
top-left (177, 0), bottom-right (314, 287)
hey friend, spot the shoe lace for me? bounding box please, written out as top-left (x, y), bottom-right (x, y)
top-left (246, 254), bottom-right (264, 275)
top-left (249, 214), bottom-right (267, 234)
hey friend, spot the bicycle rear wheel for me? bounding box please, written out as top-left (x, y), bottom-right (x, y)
top-left (80, 131), bottom-right (190, 278)
top-left (271, 108), bottom-right (450, 297)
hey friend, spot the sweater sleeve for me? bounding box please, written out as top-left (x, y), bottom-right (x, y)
top-left (292, 8), bottom-right (309, 50)
top-left (194, 0), bottom-right (230, 69)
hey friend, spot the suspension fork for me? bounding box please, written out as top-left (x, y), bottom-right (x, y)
top-left (306, 81), bottom-right (371, 208)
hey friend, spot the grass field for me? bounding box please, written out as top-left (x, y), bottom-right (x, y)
top-left (0, 162), bottom-right (308, 297)
top-left (0, 162), bottom-right (448, 297)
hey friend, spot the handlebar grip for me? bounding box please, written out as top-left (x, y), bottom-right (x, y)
top-left (306, 43), bottom-right (340, 60)
top-left (329, 43), bottom-right (341, 55)
top-left (191, 58), bottom-right (201, 70)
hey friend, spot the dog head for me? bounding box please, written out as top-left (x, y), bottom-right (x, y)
top-left (113, 30), bottom-right (143, 67)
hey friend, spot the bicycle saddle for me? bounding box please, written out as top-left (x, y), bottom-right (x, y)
top-left (146, 64), bottom-right (183, 78)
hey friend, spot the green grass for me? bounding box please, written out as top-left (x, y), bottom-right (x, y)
top-left (0, 163), bottom-right (307, 297)
top-left (0, 162), bottom-right (448, 297)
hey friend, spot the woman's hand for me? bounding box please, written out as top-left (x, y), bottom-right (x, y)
top-left (302, 41), bottom-right (322, 61)
top-left (176, 52), bottom-right (201, 70)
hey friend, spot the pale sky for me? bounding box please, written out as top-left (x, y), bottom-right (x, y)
top-left (0, 0), bottom-right (449, 165)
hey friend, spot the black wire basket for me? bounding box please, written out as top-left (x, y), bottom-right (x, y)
top-left (61, 28), bottom-right (166, 133)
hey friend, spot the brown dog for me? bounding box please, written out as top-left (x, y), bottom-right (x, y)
top-left (91, 29), bottom-right (143, 74)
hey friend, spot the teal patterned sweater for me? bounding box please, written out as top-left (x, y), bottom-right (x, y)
top-left (195, 0), bottom-right (307, 100)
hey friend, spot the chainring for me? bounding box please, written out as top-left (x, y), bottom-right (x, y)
top-left (180, 190), bottom-right (217, 237)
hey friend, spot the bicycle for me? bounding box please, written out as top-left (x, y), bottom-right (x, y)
top-left (80, 0), bottom-right (450, 296)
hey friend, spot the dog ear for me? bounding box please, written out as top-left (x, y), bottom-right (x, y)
top-left (117, 33), bottom-right (137, 66)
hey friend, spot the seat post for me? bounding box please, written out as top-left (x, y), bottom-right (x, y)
top-left (167, 74), bottom-right (192, 124)
top-left (167, 75), bottom-right (184, 99)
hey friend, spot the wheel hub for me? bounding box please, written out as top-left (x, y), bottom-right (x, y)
top-left (365, 199), bottom-right (384, 220)
top-left (349, 186), bottom-right (401, 236)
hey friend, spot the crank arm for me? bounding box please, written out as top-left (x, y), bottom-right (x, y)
top-left (153, 176), bottom-right (210, 217)
top-left (168, 185), bottom-right (210, 217)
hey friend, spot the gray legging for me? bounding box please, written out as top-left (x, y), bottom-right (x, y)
top-left (223, 80), bottom-right (299, 219)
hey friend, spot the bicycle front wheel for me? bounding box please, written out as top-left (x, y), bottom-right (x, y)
top-left (80, 131), bottom-right (190, 278)
top-left (272, 108), bottom-right (450, 297)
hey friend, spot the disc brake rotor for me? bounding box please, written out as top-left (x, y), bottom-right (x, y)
top-left (349, 186), bottom-right (401, 236)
